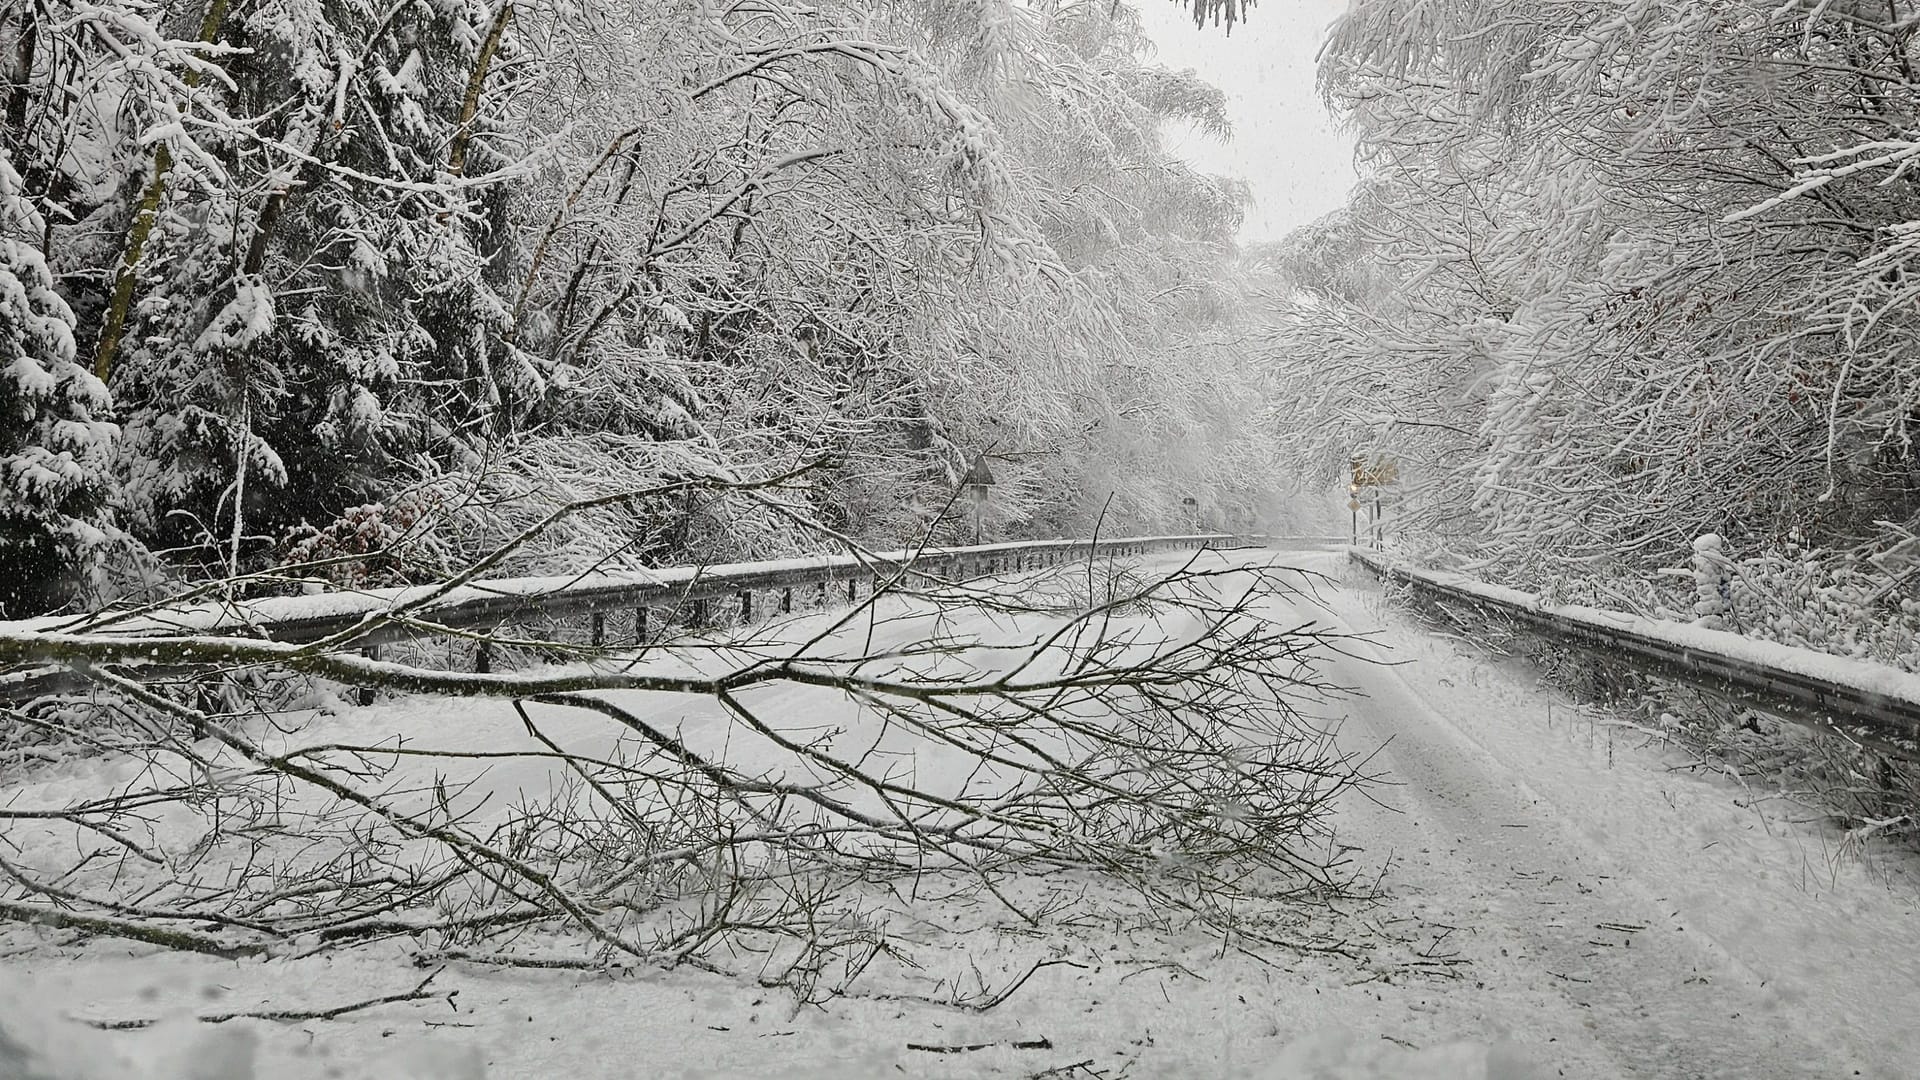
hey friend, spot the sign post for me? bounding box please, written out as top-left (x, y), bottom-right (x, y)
top-left (1349, 455), bottom-right (1398, 550)
top-left (963, 454), bottom-right (996, 543)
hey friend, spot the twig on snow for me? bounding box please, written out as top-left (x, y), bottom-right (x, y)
top-left (909, 1035), bottom-right (1054, 1053)
top-left (80, 968), bottom-right (448, 1030)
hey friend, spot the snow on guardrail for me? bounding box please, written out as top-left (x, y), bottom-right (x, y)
top-left (0, 534), bottom-right (1259, 701)
top-left (1349, 547), bottom-right (1920, 758)
top-left (2, 534), bottom-right (1245, 640)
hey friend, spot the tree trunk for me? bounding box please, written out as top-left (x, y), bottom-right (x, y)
top-left (92, 0), bottom-right (233, 384)
top-left (2, 3), bottom-right (36, 141)
top-left (447, 0), bottom-right (512, 179)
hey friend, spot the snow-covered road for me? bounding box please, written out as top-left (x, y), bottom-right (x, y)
top-left (5, 546), bottom-right (1917, 1079)
top-left (1286, 548), bottom-right (1920, 1079)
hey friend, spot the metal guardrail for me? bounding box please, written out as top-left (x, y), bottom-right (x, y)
top-left (1350, 548), bottom-right (1920, 759)
top-left (0, 534), bottom-right (1259, 702)
top-left (1240, 535), bottom-right (1349, 549)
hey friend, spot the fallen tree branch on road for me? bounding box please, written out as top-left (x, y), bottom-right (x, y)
top-left (0, 538), bottom-right (1372, 1005)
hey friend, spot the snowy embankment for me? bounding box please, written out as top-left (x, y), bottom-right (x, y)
top-left (4, 549), bottom-right (1917, 1078)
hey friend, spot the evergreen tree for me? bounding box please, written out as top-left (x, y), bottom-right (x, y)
top-left (108, 0), bottom-right (523, 555)
top-left (0, 153), bottom-right (117, 615)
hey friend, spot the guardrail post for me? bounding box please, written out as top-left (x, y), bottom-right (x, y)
top-left (817, 580), bottom-right (830, 608)
top-left (590, 612), bottom-right (605, 647)
top-left (781, 587), bottom-right (793, 614)
top-left (475, 640), bottom-right (492, 673)
top-left (634, 606), bottom-right (648, 644)
top-left (691, 597), bottom-right (709, 626)
top-left (740, 590), bottom-right (753, 622)
top-left (357, 646), bottom-right (378, 706)
top-left (847, 578), bottom-right (857, 603)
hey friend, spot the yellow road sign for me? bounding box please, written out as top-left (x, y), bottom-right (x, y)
top-left (1350, 455), bottom-right (1398, 488)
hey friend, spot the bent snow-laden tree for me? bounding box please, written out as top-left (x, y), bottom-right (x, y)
top-left (0, 481), bottom-right (1366, 998)
top-left (1259, 0), bottom-right (1920, 669)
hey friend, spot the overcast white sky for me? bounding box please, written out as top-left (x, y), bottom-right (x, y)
top-left (1132, 0), bottom-right (1355, 244)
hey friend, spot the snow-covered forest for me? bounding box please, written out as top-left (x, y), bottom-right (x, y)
top-left (14, 0), bottom-right (1918, 678)
top-left (7, 3), bottom-right (1920, 1077)
top-left (1262, 0), bottom-right (1920, 670)
top-left (1, 0), bottom-right (1277, 618)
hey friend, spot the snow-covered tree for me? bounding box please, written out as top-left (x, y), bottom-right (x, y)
top-left (459, 0), bottom-right (1272, 565)
top-left (0, 0), bottom-right (1276, 588)
top-left (1261, 0), bottom-right (1920, 643)
top-left (106, 0), bottom-right (526, 556)
top-left (0, 152), bottom-right (116, 615)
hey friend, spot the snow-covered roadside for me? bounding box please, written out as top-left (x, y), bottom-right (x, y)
top-left (1310, 549), bottom-right (1920, 1078)
top-left (6, 548), bottom-right (1915, 1078)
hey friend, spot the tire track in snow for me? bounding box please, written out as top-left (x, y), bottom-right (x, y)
top-left (1234, 548), bottom-right (1914, 1079)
